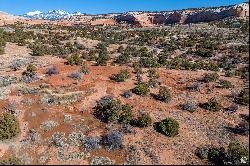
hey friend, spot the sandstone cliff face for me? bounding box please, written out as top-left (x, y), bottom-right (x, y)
top-left (115, 14), bottom-right (138, 25)
top-left (114, 3), bottom-right (249, 26)
top-left (152, 14), bottom-right (166, 24)
top-left (165, 12), bottom-right (183, 24)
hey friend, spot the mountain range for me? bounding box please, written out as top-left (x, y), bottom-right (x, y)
top-left (22, 10), bottom-right (82, 20)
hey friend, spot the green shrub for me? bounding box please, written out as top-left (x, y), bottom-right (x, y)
top-left (0, 157), bottom-right (23, 165)
top-left (32, 43), bottom-right (46, 56)
top-left (219, 80), bottom-right (234, 89)
top-left (0, 47), bottom-right (4, 55)
top-left (208, 147), bottom-right (226, 165)
top-left (115, 52), bottom-right (130, 64)
top-left (117, 45), bottom-right (124, 53)
top-left (201, 98), bottom-right (223, 112)
top-left (227, 142), bottom-right (249, 165)
top-left (236, 89), bottom-right (249, 106)
top-left (0, 113), bottom-right (21, 140)
top-left (139, 56), bottom-right (159, 68)
top-left (0, 37), bottom-right (6, 47)
top-left (157, 86), bottom-right (172, 103)
top-left (119, 104), bottom-right (133, 124)
top-left (158, 54), bottom-right (168, 66)
top-left (80, 62), bottom-right (90, 74)
top-left (26, 64), bottom-right (37, 73)
top-left (196, 142), bottom-right (249, 165)
top-left (148, 69), bottom-right (160, 80)
top-left (66, 55), bottom-right (82, 66)
top-left (110, 70), bottom-right (131, 82)
top-left (203, 73), bottom-right (220, 83)
top-left (95, 96), bottom-right (134, 124)
top-left (137, 113), bottom-right (152, 127)
top-left (195, 48), bottom-right (213, 57)
top-left (96, 51), bottom-right (110, 66)
top-left (87, 50), bottom-right (97, 61)
top-left (133, 83), bottom-right (150, 96)
top-left (155, 117), bottom-right (179, 137)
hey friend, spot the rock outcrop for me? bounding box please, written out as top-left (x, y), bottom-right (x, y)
top-left (114, 3), bottom-right (249, 26)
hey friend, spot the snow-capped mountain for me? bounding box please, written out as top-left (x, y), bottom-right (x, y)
top-left (22, 10), bottom-right (81, 20)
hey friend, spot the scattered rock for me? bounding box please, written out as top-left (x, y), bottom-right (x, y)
top-left (40, 120), bottom-right (59, 132)
top-left (90, 156), bottom-right (115, 165)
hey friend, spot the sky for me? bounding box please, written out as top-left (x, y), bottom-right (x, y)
top-left (0, 0), bottom-right (248, 15)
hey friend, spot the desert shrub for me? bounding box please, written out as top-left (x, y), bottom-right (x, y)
top-left (195, 48), bottom-right (213, 57)
top-left (203, 73), bottom-right (220, 83)
top-left (96, 42), bottom-right (108, 51)
top-left (96, 51), bottom-right (110, 66)
top-left (208, 147), bottom-right (226, 165)
top-left (66, 55), bottom-right (82, 66)
top-left (68, 72), bottom-right (82, 80)
top-left (119, 104), bottom-right (133, 124)
top-left (87, 50), bottom-right (97, 61)
top-left (31, 43), bottom-right (46, 56)
top-left (21, 64), bottom-right (38, 83)
top-left (0, 157), bottom-right (23, 165)
top-left (46, 67), bottom-right (60, 76)
top-left (104, 131), bottom-right (124, 150)
top-left (226, 142), bottom-right (249, 165)
top-left (117, 45), bottom-right (124, 53)
top-left (139, 56), bottom-right (159, 68)
top-left (80, 62), bottom-right (90, 75)
top-left (115, 52), bottom-right (130, 64)
top-left (0, 112), bottom-right (20, 140)
top-left (137, 113), bottom-right (152, 127)
top-left (196, 142), bottom-right (249, 165)
top-left (235, 66), bottom-right (249, 79)
top-left (95, 96), bottom-right (133, 124)
top-left (155, 118), bottom-right (179, 137)
top-left (236, 89), bottom-right (249, 106)
top-left (136, 72), bottom-right (143, 84)
top-left (148, 78), bottom-right (161, 88)
top-left (84, 136), bottom-right (101, 151)
top-left (0, 37), bottom-right (6, 47)
top-left (156, 86), bottom-right (172, 103)
top-left (17, 38), bottom-right (27, 46)
top-left (182, 100), bottom-right (198, 113)
top-left (195, 146), bottom-right (210, 159)
top-left (133, 83), bottom-right (150, 96)
top-left (158, 54), bottom-right (168, 66)
top-left (219, 80), bottom-right (234, 89)
top-left (0, 47), bottom-right (4, 55)
top-left (110, 69), bottom-right (130, 82)
top-left (148, 69), bottom-right (160, 79)
top-left (132, 62), bottom-right (143, 74)
top-left (225, 70), bottom-right (235, 77)
top-left (201, 98), bottom-right (223, 112)
top-left (26, 64), bottom-right (37, 73)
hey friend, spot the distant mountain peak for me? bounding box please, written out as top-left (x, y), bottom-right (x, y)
top-left (22, 10), bottom-right (81, 20)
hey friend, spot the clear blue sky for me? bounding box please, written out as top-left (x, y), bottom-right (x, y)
top-left (0, 0), bottom-right (248, 15)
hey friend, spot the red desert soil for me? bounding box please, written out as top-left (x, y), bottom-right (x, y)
top-left (0, 42), bottom-right (248, 165)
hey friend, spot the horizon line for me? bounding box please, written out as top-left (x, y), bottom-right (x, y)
top-left (1, 1), bottom-right (248, 16)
